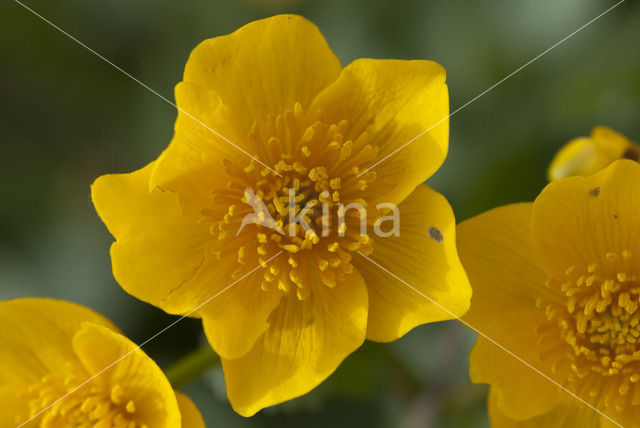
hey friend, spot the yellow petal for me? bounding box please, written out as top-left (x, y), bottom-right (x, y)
top-left (353, 184), bottom-right (470, 342)
top-left (604, 404), bottom-right (640, 427)
top-left (458, 204), bottom-right (569, 419)
top-left (175, 391), bottom-right (206, 428)
top-left (457, 203), bottom-right (557, 324)
top-left (199, 269), bottom-right (284, 360)
top-left (470, 311), bottom-right (562, 421)
top-left (72, 323), bottom-right (182, 427)
top-left (149, 82), bottom-right (249, 215)
top-left (0, 383), bottom-right (30, 427)
top-left (548, 126), bottom-right (637, 181)
top-left (91, 162), bottom-right (212, 314)
top-left (150, 237), bottom-right (282, 359)
top-left (183, 14), bottom-right (341, 131)
top-left (0, 298), bottom-right (117, 383)
top-left (310, 58), bottom-right (449, 206)
top-left (532, 159), bottom-right (640, 277)
top-left (0, 299), bottom-right (118, 426)
top-left (488, 387), bottom-right (600, 428)
top-left (221, 269), bottom-right (368, 416)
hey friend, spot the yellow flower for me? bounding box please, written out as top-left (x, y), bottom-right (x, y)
top-left (0, 298), bottom-right (204, 428)
top-left (91, 14), bottom-right (470, 416)
top-left (548, 126), bottom-right (638, 181)
top-left (458, 159), bottom-right (640, 427)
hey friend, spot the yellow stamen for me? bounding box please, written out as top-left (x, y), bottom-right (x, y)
top-left (204, 102), bottom-right (378, 300)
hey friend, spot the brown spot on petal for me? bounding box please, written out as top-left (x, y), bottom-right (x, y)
top-left (428, 226), bottom-right (443, 243)
top-left (622, 148), bottom-right (640, 162)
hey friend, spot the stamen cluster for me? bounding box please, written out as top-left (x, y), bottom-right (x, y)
top-left (203, 103), bottom-right (379, 300)
top-left (542, 250), bottom-right (640, 411)
top-left (18, 363), bottom-right (141, 427)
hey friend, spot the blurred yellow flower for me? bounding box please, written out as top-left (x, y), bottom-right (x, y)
top-left (0, 298), bottom-right (204, 428)
top-left (548, 126), bottom-right (638, 181)
top-left (458, 160), bottom-right (640, 427)
top-left (92, 14), bottom-right (470, 415)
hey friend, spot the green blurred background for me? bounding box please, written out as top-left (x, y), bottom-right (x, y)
top-left (2, 0), bottom-right (639, 426)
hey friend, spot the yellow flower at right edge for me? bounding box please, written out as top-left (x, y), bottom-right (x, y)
top-left (458, 159), bottom-right (640, 427)
top-left (548, 126), bottom-right (639, 180)
top-left (0, 298), bottom-right (205, 428)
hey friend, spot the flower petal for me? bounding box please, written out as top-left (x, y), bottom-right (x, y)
top-left (548, 127), bottom-right (637, 181)
top-left (199, 260), bottom-right (284, 360)
top-left (0, 299), bottom-right (118, 427)
top-left (488, 388), bottom-right (600, 428)
top-left (310, 58), bottom-right (449, 206)
top-left (0, 384), bottom-right (23, 427)
top-left (72, 323), bottom-right (182, 427)
top-left (532, 159), bottom-right (640, 277)
top-left (353, 184), bottom-right (470, 342)
top-left (175, 392), bottom-right (206, 428)
top-left (0, 298), bottom-right (117, 383)
top-left (470, 311), bottom-right (562, 420)
top-left (221, 269), bottom-right (368, 416)
top-left (457, 204), bottom-right (571, 419)
top-left (149, 82), bottom-right (249, 215)
top-left (91, 163), bottom-right (212, 314)
top-left (183, 14), bottom-right (341, 131)
top-left (457, 203), bottom-right (558, 324)
top-left (605, 404), bottom-right (640, 427)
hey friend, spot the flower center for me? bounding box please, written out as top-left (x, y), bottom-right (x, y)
top-left (542, 250), bottom-right (640, 410)
top-left (17, 363), bottom-right (141, 427)
top-left (204, 102), bottom-right (379, 300)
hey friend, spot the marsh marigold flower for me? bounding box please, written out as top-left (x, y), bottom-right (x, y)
top-left (92, 14), bottom-right (471, 415)
top-left (458, 160), bottom-right (640, 426)
top-left (548, 126), bottom-right (639, 181)
top-left (0, 298), bottom-right (204, 427)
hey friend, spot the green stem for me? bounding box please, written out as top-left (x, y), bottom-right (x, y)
top-left (165, 346), bottom-right (220, 389)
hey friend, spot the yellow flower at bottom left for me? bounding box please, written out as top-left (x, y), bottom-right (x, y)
top-left (0, 298), bottom-right (205, 428)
